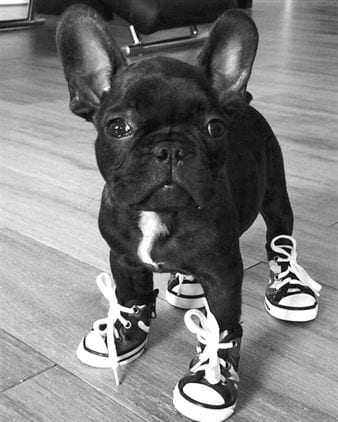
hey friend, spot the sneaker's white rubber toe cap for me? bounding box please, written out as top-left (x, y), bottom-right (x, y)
top-left (173, 384), bottom-right (236, 422)
top-left (279, 293), bottom-right (316, 308)
top-left (265, 296), bottom-right (318, 322)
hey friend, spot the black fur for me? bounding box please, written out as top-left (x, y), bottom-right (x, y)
top-left (56, 5), bottom-right (293, 330)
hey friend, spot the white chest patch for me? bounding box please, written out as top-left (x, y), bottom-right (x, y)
top-left (137, 211), bottom-right (169, 270)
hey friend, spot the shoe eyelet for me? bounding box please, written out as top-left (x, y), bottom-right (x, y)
top-left (133, 306), bottom-right (140, 315)
top-left (224, 361), bottom-right (231, 370)
top-left (232, 340), bottom-right (238, 348)
top-left (98, 324), bottom-right (107, 331)
top-left (124, 321), bottom-right (132, 330)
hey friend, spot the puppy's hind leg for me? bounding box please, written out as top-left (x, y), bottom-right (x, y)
top-left (260, 137), bottom-right (321, 322)
top-left (261, 136), bottom-right (294, 261)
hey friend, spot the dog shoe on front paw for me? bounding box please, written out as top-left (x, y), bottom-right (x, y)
top-left (173, 307), bottom-right (242, 422)
top-left (166, 273), bottom-right (205, 309)
top-left (265, 235), bottom-right (322, 322)
top-left (76, 273), bottom-right (157, 384)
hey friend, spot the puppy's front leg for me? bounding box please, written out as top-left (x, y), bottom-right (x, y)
top-left (199, 248), bottom-right (243, 331)
top-left (109, 249), bottom-right (156, 306)
top-left (76, 250), bottom-right (158, 376)
top-left (174, 241), bottom-right (243, 421)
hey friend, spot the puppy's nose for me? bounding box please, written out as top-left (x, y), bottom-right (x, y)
top-left (152, 142), bottom-right (186, 163)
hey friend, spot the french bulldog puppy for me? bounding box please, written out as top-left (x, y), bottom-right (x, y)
top-left (57, 5), bottom-right (295, 421)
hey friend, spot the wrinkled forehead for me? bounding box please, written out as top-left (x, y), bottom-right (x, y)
top-left (106, 57), bottom-right (220, 121)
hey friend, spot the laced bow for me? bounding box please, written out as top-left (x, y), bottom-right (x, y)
top-left (96, 272), bottom-right (136, 385)
top-left (184, 300), bottom-right (234, 385)
top-left (270, 235), bottom-right (322, 296)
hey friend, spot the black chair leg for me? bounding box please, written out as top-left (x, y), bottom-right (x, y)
top-left (238, 0), bottom-right (253, 8)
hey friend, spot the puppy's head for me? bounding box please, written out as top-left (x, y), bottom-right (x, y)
top-left (57, 6), bottom-right (258, 212)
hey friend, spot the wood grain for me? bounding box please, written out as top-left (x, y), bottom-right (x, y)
top-left (0, 329), bottom-right (54, 393)
top-left (0, 366), bottom-right (147, 422)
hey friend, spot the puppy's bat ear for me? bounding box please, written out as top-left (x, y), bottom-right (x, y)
top-left (198, 10), bottom-right (258, 110)
top-left (56, 4), bottom-right (126, 121)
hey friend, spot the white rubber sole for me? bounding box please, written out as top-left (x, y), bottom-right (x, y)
top-left (166, 290), bottom-right (205, 309)
top-left (264, 297), bottom-right (318, 322)
top-left (173, 385), bottom-right (236, 422)
top-left (76, 338), bottom-right (147, 368)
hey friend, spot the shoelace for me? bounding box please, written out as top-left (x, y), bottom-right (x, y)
top-left (96, 272), bottom-right (137, 385)
top-left (184, 299), bottom-right (234, 385)
top-left (270, 235), bottom-right (322, 296)
top-left (176, 273), bottom-right (195, 296)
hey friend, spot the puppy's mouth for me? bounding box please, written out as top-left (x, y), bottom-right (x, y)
top-left (133, 183), bottom-right (195, 212)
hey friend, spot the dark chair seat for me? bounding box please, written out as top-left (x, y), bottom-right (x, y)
top-left (110, 0), bottom-right (239, 35)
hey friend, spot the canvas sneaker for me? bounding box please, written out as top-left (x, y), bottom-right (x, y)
top-left (76, 273), bottom-right (158, 384)
top-left (166, 273), bottom-right (205, 309)
top-left (265, 235), bottom-right (322, 322)
top-left (173, 302), bottom-right (242, 422)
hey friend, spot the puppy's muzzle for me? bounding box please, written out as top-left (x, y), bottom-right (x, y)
top-left (134, 140), bottom-right (195, 211)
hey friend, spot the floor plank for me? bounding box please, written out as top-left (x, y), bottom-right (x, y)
top-left (0, 165), bottom-right (108, 271)
top-left (0, 366), bottom-right (146, 422)
top-left (0, 329), bottom-right (54, 393)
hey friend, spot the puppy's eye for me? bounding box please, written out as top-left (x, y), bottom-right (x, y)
top-left (206, 119), bottom-right (226, 138)
top-left (106, 118), bottom-right (132, 138)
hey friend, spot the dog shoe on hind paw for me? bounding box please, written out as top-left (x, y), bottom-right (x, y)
top-left (76, 273), bottom-right (157, 383)
top-left (166, 272), bottom-right (205, 309)
top-left (265, 235), bottom-right (322, 322)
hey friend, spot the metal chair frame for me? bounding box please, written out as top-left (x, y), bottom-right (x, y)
top-left (121, 24), bottom-right (206, 56)
top-left (0, 0), bottom-right (44, 31)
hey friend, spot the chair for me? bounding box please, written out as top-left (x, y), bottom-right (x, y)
top-left (109, 0), bottom-right (252, 56)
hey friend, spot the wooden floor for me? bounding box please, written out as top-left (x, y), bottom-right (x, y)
top-left (0, 0), bottom-right (337, 421)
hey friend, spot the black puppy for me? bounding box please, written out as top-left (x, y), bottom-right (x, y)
top-left (56, 5), bottom-right (300, 421)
